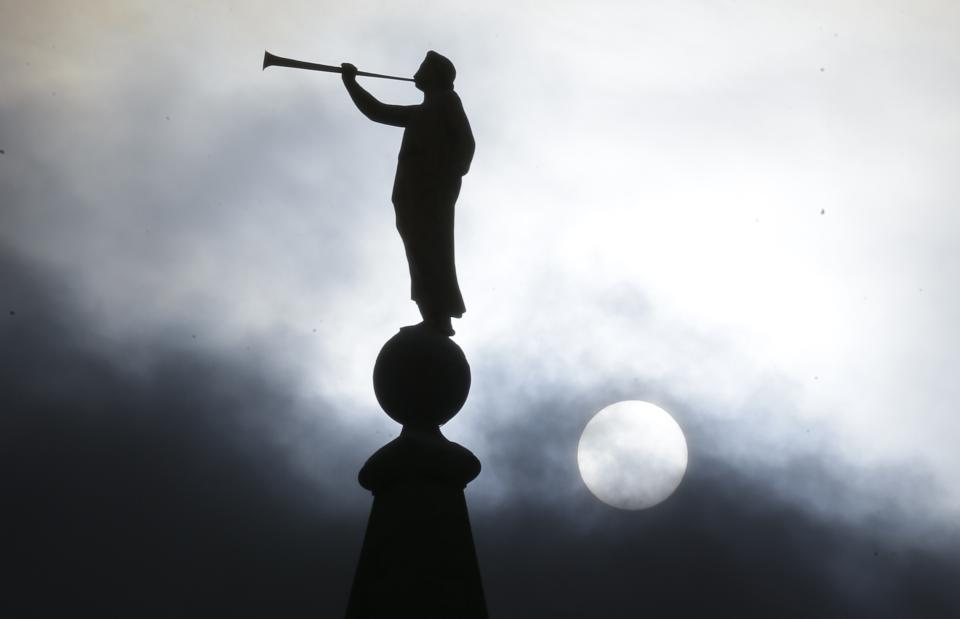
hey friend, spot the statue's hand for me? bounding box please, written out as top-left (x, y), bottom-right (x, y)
top-left (341, 63), bottom-right (358, 83)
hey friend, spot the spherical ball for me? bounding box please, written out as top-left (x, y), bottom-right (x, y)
top-left (373, 325), bottom-right (471, 427)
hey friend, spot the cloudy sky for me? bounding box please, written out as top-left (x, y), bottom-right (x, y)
top-left (2, 0), bottom-right (959, 616)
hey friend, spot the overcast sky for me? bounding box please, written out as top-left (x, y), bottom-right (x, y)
top-left (2, 1), bottom-right (959, 616)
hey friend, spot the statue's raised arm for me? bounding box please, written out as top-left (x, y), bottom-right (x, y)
top-left (341, 62), bottom-right (415, 127)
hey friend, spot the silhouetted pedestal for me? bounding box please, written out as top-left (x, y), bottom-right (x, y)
top-left (345, 325), bottom-right (487, 619)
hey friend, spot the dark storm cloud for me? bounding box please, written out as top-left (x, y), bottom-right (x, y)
top-left (474, 462), bottom-right (960, 619)
top-left (4, 247), bottom-right (959, 618)
top-left (462, 359), bottom-right (960, 618)
top-left (1, 247), bottom-right (370, 617)
top-left (471, 396), bottom-right (960, 618)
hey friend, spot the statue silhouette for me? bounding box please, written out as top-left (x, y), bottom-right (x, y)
top-left (341, 51), bottom-right (475, 336)
top-left (263, 49), bottom-right (485, 616)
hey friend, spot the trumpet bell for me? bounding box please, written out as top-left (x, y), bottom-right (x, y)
top-left (262, 50), bottom-right (279, 71)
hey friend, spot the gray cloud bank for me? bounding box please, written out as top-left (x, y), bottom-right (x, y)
top-left (4, 244), bottom-right (959, 618)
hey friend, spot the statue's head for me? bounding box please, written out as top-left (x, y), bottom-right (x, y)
top-left (414, 50), bottom-right (456, 92)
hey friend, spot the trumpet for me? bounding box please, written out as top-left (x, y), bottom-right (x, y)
top-left (262, 51), bottom-right (415, 82)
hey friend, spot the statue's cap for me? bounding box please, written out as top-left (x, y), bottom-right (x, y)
top-left (425, 50), bottom-right (456, 88)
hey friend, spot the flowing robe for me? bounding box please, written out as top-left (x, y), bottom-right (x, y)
top-left (344, 82), bottom-right (475, 318)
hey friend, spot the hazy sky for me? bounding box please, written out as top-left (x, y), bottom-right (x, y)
top-left (3, 1), bottom-right (959, 616)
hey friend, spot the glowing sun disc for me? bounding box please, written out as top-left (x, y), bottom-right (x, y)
top-left (578, 401), bottom-right (688, 510)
